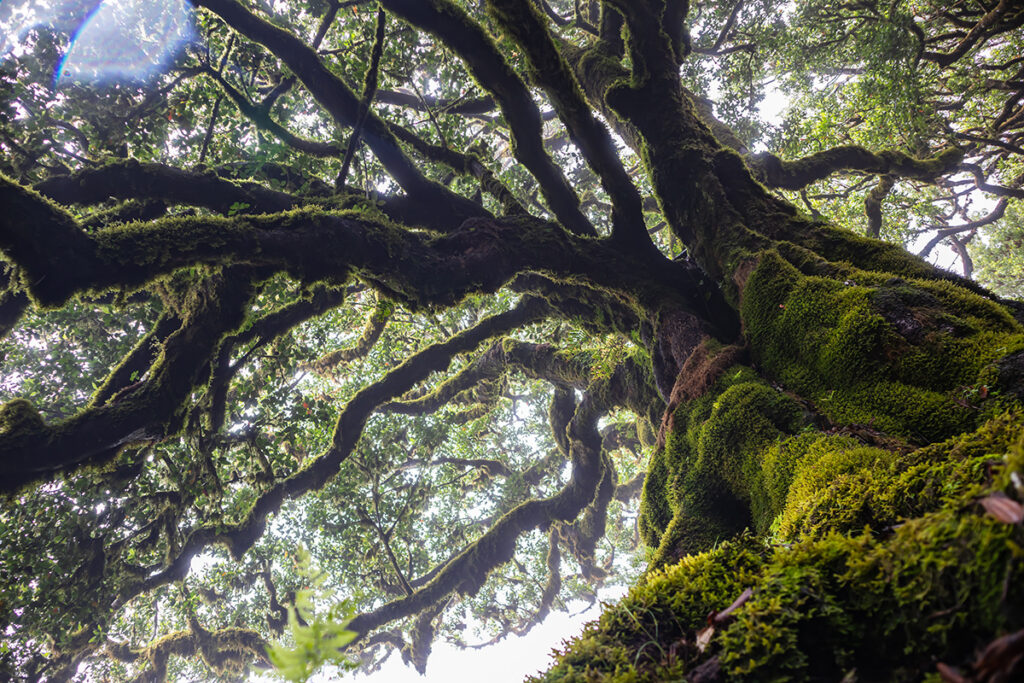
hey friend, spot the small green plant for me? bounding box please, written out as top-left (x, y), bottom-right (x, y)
top-left (227, 201), bottom-right (251, 216)
top-left (266, 545), bottom-right (357, 682)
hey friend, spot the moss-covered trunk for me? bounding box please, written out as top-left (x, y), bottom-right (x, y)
top-left (532, 7), bottom-right (1024, 680)
top-left (534, 230), bottom-right (1024, 681)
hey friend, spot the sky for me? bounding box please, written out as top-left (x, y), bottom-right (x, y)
top-left (343, 594), bottom-right (623, 683)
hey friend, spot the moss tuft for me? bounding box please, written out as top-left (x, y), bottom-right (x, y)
top-left (741, 251), bottom-right (1024, 442)
top-left (537, 414), bottom-right (1024, 682)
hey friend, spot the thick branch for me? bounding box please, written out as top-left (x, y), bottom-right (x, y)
top-left (0, 179), bottom-right (735, 336)
top-left (379, 0), bottom-right (596, 236)
top-left (34, 160), bottom-right (297, 214)
top-left (190, 0), bottom-right (486, 227)
top-left (748, 146), bottom-right (964, 191)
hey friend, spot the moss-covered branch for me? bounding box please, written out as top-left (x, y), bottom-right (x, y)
top-left (379, 0), bottom-right (596, 237)
top-left (484, 0), bottom-right (647, 244)
top-left (747, 146), bottom-right (964, 191)
top-left (0, 270), bottom-right (255, 493)
top-left (307, 296), bottom-right (391, 376)
top-left (34, 159), bottom-right (298, 214)
top-left (346, 366), bottom-right (609, 641)
top-left (1, 177), bottom-right (734, 335)
top-left (106, 624), bottom-right (269, 682)
top-left (191, 0), bottom-right (486, 227)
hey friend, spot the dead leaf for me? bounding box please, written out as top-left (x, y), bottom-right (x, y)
top-left (979, 494), bottom-right (1024, 525)
top-left (973, 628), bottom-right (1024, 680)
top-left (696, 625), bottom-right (715, 653)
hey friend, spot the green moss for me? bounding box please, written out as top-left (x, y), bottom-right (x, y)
top-left (639, 363), bottom-right (805, 565)
top-left (537, 414), bottom-right (1024, 682)
top-left (776, 412), bottom-right (1024, 540)
top-left (741, 251), bottom-right (1024, 442)
top-left (0, 398), bottom-right (46, 438)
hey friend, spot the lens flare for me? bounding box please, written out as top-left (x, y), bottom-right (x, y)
top-left (51, 0), bottom-right (195, 86)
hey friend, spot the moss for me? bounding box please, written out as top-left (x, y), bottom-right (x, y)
top-left (536, 414), bottom-right (1024, 682)
top-left (741, 251), bottom-right (1024, 443)
top-left (0, 398), bottom-right (47, 438)
top-left (639, 363), bottom-right (804, 564)
top-left (533, 537), bottom-right (766, 683)
top-left (776, 412), bottom-right (1023, 540)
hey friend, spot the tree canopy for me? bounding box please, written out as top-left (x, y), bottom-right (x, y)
top-left (1, 1), bottom-right (1024, 681)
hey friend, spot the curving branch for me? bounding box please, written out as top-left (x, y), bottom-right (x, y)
top-left (190, 0), bottom-right (486, 227)
top-left (337, 6), bottom-right (388, 188)
top-left (307, 296), bottom-right (391, 376)
top-left (344, 351), bottom-right (658, 643)
top-left (379, 0), bottom-right (596, 237)
top-left (864, 174), bottom-right (895, 238)
top-left (920, 0), bottom-right (1023, 68)
top-left (345, 367), bottom-right (608, 642)
top-left (747, 146), bottom-right (964, 191)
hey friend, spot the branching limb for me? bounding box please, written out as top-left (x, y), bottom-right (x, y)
top-left (864, 174), bottom-right (895, 238)
top-left (1, 181), bottom-right (731, 336)
top-left (555, 451), bottom-right (616, 580)
top-left (208, 284), bottom-right (352, 432)
top-left (90, 313), bottom-right (183, 408)
top-left (379, 0), bottom-right (596, 236)
top-left (136, 298), bottom-right (552, 593)
top-left (918, 198), bottom-right (1009, 259)
top-left (191, 0), bottom-right (486, 227)
top-left (487, 0), bottom-right (647, 244)
top-left (346, 351), bottom-right (659, 643)
top-left (387, 121), bottom-right (524, 214)
top-left (0, 270), bottom-right (256, 493)
top-left (747, 146), bottom-right (964, 191)
top-left (921, 0), bottom-right (1022, 68)
top-left (345, 373), bottom-right (607, 641)
top-left (201, 66), bottom-right (343, 158)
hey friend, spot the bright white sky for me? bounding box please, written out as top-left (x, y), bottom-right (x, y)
top-left (342, 594), bottom-right (624, 683)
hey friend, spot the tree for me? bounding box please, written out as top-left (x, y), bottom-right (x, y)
top-left (1, 0), bottom-right (1024, 680)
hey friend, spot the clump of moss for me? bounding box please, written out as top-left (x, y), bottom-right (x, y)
top-left (0, 398), bottom-right (46, 437)
top-left (775, 411), bottom-right (1023, 540)
top-left (741, 251), bottom-right (1024, 442)
top-left (639, 363), bottom-right (805, 565)
top-left (535, 414), bottom-right (1024, 682)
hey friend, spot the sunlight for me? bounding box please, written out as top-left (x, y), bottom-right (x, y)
top-left (53, 0), bottom-right (195, 86)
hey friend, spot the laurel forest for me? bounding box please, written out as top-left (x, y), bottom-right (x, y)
top-left (1, 0), bottom-right (1024, 681)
